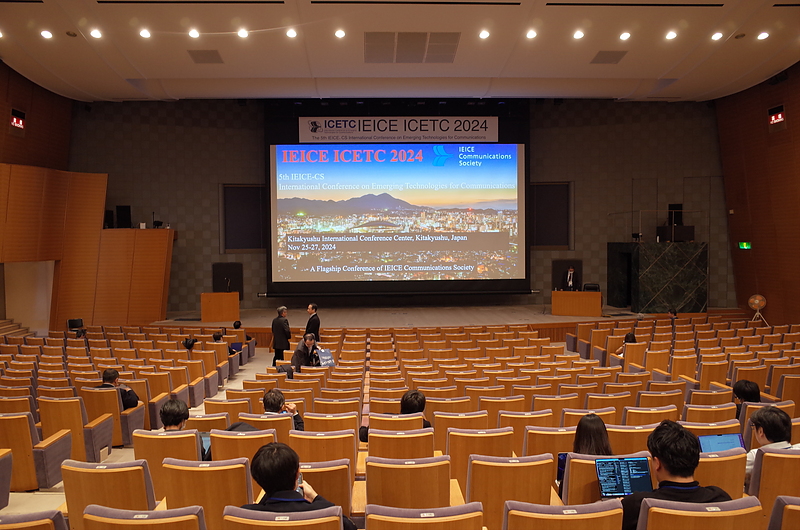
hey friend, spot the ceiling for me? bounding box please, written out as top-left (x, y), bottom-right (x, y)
top-left (0, 0), bottom-right (798, 102)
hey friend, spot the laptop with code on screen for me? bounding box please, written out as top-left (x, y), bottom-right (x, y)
top-left (595, 457), bottom-right (653, 498)
top-left (698, 433), bottom-right (745, 453)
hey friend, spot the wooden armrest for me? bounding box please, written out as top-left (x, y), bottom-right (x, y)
top-left (678, 375), bottom-right (699, 384)
top-left (35, 428), bottom-right (71, 449)
top-left (760, 391), bottom-right (781, 402)
top-left (121, 402), bottom-right (145, 416)
top-left (449, 479), bottom-right (465, 505)
top-left (190, 377), bottom-right (204, 386)
top-left (58, 501), bottom-right (68, 518)
top-left (351, 481), bottom-right (366, 517)
top-left (86, 413), bottom-right (113, 429)
top-left (173, 384), bottom-right (188, 394)
top-left (652, 368), bottom-right (671, 377)
top-left (356, 450), bottom-right (366, 477)
top-left (154, 498), bottom-right (167, 510)
top-left (629, 362), bottom-right (645, 371)
top-left (150, 392), bottom-right (169, 403)
top-left (550, 485), bottom-right (564, 505)
top-left (709, 381), bottom-right (732, 392)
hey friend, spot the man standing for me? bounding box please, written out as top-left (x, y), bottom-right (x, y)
top-left (305, 303), bottom-right (320, 342)
top-left (97, 368), bottom-right (139, 410)
top-left (271, 306), bottom-right (291, 367)
top-left (561, 265), bottom-right (580, 291)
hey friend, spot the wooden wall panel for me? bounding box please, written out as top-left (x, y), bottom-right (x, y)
top-left (128, 230), bottom-right (173, 325)
top-left (716, 62), bottom-right (800, 325)
top-left (0, 63), bottom-right (72, 171)
top-left (50, 172), bottom-right (107, 331)
top-left (39, 171), bottom-right (69, 260)
top-left (3, 165), bottom-right (46, 262)
top-left (93, 230), bottom-right (135, 325)
top-left (0, 166), bottom-right (10, 259)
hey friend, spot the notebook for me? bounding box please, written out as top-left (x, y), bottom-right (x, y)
top-left (698, 433), bottom-right (745, 453)
top-left (595, 456), bottom-right (653, 498)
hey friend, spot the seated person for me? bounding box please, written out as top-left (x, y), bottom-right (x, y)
top-left (621, 420), bottom-right (731, 530)
top-left (263, 389), bottom-right (304, 431)
top-left (733, 379), bottom-right (761, 418)
top-left (232, 320), bottom-right (253, 342)
top-left (615, 332), bottom-right (637, 356)
top-left (97, 368), bottom-right (139, 410)
top-left (745, 406), bottom-right (793, 488)
top-left (291, 333), bottom-right (320, 373)
top-left (160, 398), bottom-right (189, 431)
top-left (242, 442), bottom-right (356, 530)
top-left (213, 331), bottom-right (238, 355)
top-left (359, 389), bottom-right (430, 442)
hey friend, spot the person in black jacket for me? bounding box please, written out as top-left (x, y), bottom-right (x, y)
top-left (241, 442), bottom-right (356, 530)
top-left (305, 303), bottom-right (320, 342)
top-left (97, 368), bottom-right (139, 410)
top-left (621, 420), bottom-right (730, 530)
top-left (263, 389), bottom-right (304, 431)
top-left (271, 306), bottom-right (291, 367)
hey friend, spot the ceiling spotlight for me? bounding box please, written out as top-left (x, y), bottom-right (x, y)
top-left (757, 32), bottom-right (769, 40)
top-left (526, 30), bottom-right (537, 39)
top-left (238, 29), bottom-right (248, 38)
top-left (0, 31), bottom-right (3, 38)
top-left (286, 28), bottom-right (297, 38)
top-left (666, 31), bottom-right (677, 40)
top-left (140, 29), bottom-right (151, 38)
top-left (41, 30), bottom-right (53, 39)
top-left (620, 32), bottom-right (630, 41)
top-left (479, 30), bottom-right (490, 39)
top-left (335, 29), bottom-right (345, 38)
top-left (90, 29), bottom-right (102, 39)
top-left (573, 30), bottom-right (584, 39)
top-left (711, 32), bottom-right (723, 41)
top-left (189, 29), bottom-right (200, 38)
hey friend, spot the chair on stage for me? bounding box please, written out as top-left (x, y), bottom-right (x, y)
top-left (503, 499), bottom-right (623, 530)
top-left (82, 505), bottom-right (206, 530)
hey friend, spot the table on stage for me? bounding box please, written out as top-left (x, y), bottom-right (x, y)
top-left (551, 290), bottom-right (602, 317)
top-left (200, 292), bottom-right (240, 322)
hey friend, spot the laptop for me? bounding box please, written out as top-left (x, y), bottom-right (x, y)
top-left (595, 456), bottom-right (653, 498)
top-left (698, 433), bottom-right (745, 453)
top-left (557, 452), bottom-right (568, 482)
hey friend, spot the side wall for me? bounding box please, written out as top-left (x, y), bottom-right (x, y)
top-left (716, 63), bottom-right (800, 324)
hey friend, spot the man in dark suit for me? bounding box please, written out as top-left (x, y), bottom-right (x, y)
top-left (241, 442), bottom-right (357, 530)
top-left (97, 368), bottom-right (139, 410)
top-left (291, 333), bottom-right (318, 373)
top-left (271, 306), bottom-right (291, 367)
top-left (561, 265), bottom-right (580, 291)
top-left (304, 303), bottom-right (320, 342)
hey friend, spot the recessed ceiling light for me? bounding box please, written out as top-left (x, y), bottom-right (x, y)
top-left (620, 32), bottom-right (630, 41)
top-left (335, 29), bottom-right (345, 38)
top-left (573, 30), bottom-right (584, 39)
top-left (479, 30), bottom-right (490, 39)
top-left (140, 29), bottom-right (151, 39)
top-left (757, 32), bottom-right (769, 40)
top-left (189, 29), bottom-right (200, 38)
top-left (0, 31), bottom-right (3, 38)
top-left (90, 29), bottom-right (102, 39)
top-left (286, 29), bottom-right (297, 38)
top-left (526, 30), bottom-right (537, 39)
top-left (711, 32), bottom-right (723, 41)
top-left (666, 31), bottom-right (677, 40)
top-left (41, 30), bottom-right (53, 39)
top-left (238, 29), bottom-right (248, 38)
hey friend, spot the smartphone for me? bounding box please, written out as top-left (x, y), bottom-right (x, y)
top-left (296, 472), bottom-right (303, 493)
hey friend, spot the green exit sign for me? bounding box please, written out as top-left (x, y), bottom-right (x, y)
top-left (738, 242), bottom-right (752, 250)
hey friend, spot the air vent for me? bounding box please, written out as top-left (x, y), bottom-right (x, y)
top-left (188, 50), bottom-right (224, 64)
top-left (590, 51), bottom-right (627, 64)
top-left (365, 32), bottom-right (460, 63)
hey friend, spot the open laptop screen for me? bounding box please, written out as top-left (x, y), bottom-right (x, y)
top-left (698, 433), bottom-right (745, 453)
top-left (596, 457), bottom-right (653, 498)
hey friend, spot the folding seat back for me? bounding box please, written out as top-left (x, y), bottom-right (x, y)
top-left (61, 459), bottom-right (158, 530)
top-left (299, 459), bottom-right (352, 517)
top-left (80, 386), bottom-right (145, 447)
top-left (365, 455), bottom-right (451, 509)
top-left (606, 423), bottom-right (658, 455)
top-left (132, 430), bottom-right (202, 499)
top-left (289, 429), bottom-right (357, 482)
top-left (694, 447), bottom-right (746, 501)
top-left (1, 411), bottom-right (72, 491)
top-left (498, 409), bottom-right (553, 457)
top-left (0, 510), bottom-right (69, 530)
top-left (447, 426), bottom-right (513, 497)
top-left (432, 410), bottom-right (488, 453)
top-left (224, 505), bottom-right (343, 530)
top-left (82, 505), bottom-right (204, 530)
top-left (637, 496), bottom-right (761, 530)
top-left (38, 396), bottom-right (113, 462)
top-left (503, 498), bottom-right (623, 530)
top-left (237, 413), bottom-right (293, 443)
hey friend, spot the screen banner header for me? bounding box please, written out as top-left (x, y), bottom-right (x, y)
top-left (298, 116), bottom-right (499, 143)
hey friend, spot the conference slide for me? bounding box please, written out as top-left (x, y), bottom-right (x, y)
top-left (271, 143), bottom-right (524, 282)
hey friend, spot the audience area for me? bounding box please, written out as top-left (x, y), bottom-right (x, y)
top-left (1, 316), bottom-right (799, 529)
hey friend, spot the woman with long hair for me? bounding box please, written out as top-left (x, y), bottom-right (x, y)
top-left (573, 413), bottom-right (613, 455)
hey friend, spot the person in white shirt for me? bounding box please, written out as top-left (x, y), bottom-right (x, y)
top-left (745, 406), bottom-right (793, 489)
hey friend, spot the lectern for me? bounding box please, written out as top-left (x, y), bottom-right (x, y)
top-left (200, 292), bottom-right (239, 322)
